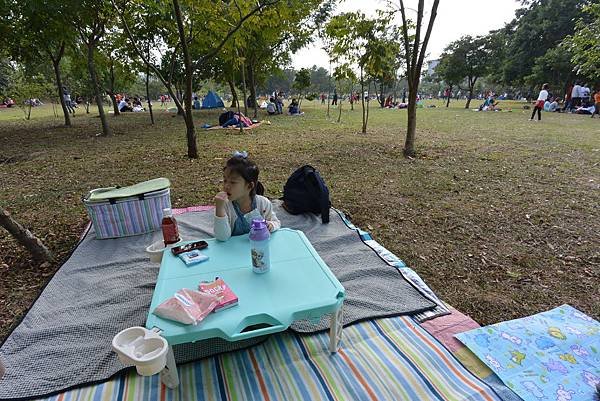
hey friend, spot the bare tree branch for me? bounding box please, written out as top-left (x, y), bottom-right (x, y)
top-left (415, 0), bottom-right (440, 77)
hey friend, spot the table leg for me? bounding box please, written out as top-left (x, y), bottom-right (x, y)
top-left (329, 303), bottom-right (343, 353)
top-left (160, 346), bottom-right (180, 388)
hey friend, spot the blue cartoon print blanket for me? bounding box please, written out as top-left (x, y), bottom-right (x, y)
top-left (456, 305), bottom-right (600, 401)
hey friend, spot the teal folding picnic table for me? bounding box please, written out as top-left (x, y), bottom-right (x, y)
top-left (146, 228), bottom-right (345, 387)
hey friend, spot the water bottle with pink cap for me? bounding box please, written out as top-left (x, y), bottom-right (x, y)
top-left (249, 218), bottom-right (271, 274)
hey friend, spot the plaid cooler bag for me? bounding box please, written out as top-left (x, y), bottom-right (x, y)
top-left (83, 178), bottom-right (171, 239)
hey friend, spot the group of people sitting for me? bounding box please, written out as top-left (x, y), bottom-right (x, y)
top-left (265, 96), bottom-right (285, 115)
top-left (263, 96), bottom-right (303, 115)
top-left (478, 92), bottom-right (501, 111)
top-left (118, 97), bottom-right (144, 113)
top-left (1, 98), bottom-right (16, 108)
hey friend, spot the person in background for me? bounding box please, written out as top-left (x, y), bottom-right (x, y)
top-left (548, 97), bottom-right (560, 112)
top-left (288, 98), bottom-right (300, 115)
top-left (563, 83), bottom-right (573, 112)
top-left (591, 89), bottom-right (600, 118)
top-left (266, 97), bottom-right (276, 115)
top-left (118, 97), bottom-right (133, 112)
top-left (571, 82), bottom-right (582, 110)
top-left (530, 83), bottom-right (549, 121)
top-left (581, 83), bottom-right (591, 104)
top-left (193, 96), bottom-right (201, 110)
top-left (63, 86), bottom-right (75, 115)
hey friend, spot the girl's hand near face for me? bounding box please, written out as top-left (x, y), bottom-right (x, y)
top-left (215, 192), bottom-right (228, 217)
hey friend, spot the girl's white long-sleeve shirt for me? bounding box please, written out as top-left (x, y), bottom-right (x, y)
top-left (213, 195), bottom-right (281, 241)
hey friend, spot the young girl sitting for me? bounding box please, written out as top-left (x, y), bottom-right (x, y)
top-left (213, 152), bottom-right (281, 241)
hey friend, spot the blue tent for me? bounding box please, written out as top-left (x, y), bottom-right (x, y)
top-left (201, 91), bottom-right (225, 109)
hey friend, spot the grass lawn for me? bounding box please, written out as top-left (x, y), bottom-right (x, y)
top-left (1, 99), bottom-right (599, 342)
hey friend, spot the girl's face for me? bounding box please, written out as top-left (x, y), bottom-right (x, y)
top-left (223, 169), bottom-right (252, 202)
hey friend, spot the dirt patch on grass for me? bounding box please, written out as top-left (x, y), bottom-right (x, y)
top-left (1, 104), bottom-right (599, 342)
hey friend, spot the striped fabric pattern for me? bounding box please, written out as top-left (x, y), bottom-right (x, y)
top-left (36, 316), bottom-right (501, 401)
top-left (84, 189), bottom-right (171, 239)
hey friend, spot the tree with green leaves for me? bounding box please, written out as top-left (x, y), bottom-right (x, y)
top-left (332, 64), bottom-right (356, 123)
top-left (7, 0), bottom-right (77, 127)
top-left (326, 12), bottom-right (388, 134)
top-left (390, 0), bottom-right (440, 157)
top-left (73, 0), bottom-right (116, 136)
top-left (115, 0), bottom-right (281, 158)
top-left (5, 67), bottom-right (54, 120)
top-left (436, 45), bottom-right (466, 107)
top-left (97, 36), bottom-right (137, 117)
top-left (441, 35), bottom-right (493, 109)
top-left (562, 3), bottom-right (600, 82)
top-left (293, 68), bottom-right (311, 106)
top-left (499, 0), bottom-right (586, 88)
top-left (309, 66), bottom-right (331, 94)
top-left (220, 0), bottom-right (331, 118)
top-left (526, 46), bottom-right (575, 96)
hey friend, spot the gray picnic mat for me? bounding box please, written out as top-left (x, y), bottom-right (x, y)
top-left (0, 204), bottom-right (435, 400)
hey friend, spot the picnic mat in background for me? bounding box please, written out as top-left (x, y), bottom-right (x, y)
top-left (0, 205), bottom-right (435, 400)
top-left (456, 304), bottom-right (600, 401)
top-left (33, 316), bottom-right (504, 401)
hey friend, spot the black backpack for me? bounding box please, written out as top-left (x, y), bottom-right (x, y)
top-left (283, 165), bottom-right (331, 223)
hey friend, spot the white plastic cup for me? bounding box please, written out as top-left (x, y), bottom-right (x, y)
top-left (146, 239), bottom-right (183, 263)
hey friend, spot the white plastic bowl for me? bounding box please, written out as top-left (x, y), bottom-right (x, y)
top-left (145, 239), bottom-right (183, 263)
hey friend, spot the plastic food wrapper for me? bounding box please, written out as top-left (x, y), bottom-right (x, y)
top-left (178, 250), bottom-right (209, 266)
top-left (153, 288), bottom-right (219, 325)
top-left (198, 278), bottom-right (238, 312)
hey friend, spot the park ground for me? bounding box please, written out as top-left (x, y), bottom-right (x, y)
top-left (0, 99), bottom-right (599, 342)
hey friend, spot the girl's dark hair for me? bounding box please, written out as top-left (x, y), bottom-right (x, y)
top-left (225, 155), bottom-right (265, 197)
top-left (542, 83), bottom-right (549, 90)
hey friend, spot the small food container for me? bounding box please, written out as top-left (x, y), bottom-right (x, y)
top-left (146, 239), bottom-right (182, 263)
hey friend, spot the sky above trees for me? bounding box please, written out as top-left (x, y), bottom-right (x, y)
top-left (292, 0), bottom-right (519, 68)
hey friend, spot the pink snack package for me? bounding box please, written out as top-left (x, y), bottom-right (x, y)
top-left (198, 278), bottom-right (238, 312)
top-left (153, 289), bottom-right (219, 325)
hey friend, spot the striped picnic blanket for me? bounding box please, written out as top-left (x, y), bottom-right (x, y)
top-left (35, 316), bottom-right (502, 401)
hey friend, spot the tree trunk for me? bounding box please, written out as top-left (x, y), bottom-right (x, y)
top-left (248, 61), bottom-right (257, 118)
top-left (379, 81), bottom-right (385, 108)
top-left (446, 84), bottom-right (452, 107)
top-left (365, 82), bottom-right (371, 133)
top-left (108, 62), bottom-right (120, 116)
top-left (87, 42), bottom-right (111, 136)
top-left (465, 77), bottom-right (476, 109)
top-left (173, 0), bottom-right (198, 158)
top-left (146, 63), bottom-right (154, 125)
top-left (360, 68), bottom-right (366, 134)
top-left (50, 50), bottom-right (71, 127)
top-left (228, 79), bottom-right (238, 108)
top-left (403, 80), bottom-right (419, 157)
top-left (240, 60), bottom-right (248, 116)
top-left (337, 100), bottom-right (343, 123)
top-left (326, 60), bottom-right (331, 118)
top-left (0, 207), bottom-right (53, 263)
top-left (109, 92), bottom-right (120, 116)
top-left (466, 87), bottom-right (474, 109)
